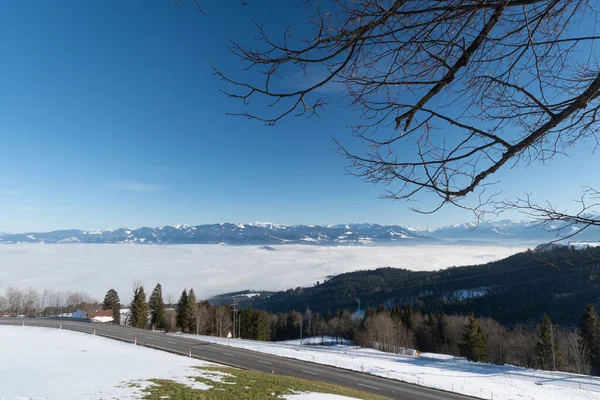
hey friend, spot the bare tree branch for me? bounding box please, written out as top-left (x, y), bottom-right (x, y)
top-left (215, 0), bottom-right (600, 237)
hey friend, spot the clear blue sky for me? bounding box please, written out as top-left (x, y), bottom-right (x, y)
top-left (0, 1), bottom-right (597, 233)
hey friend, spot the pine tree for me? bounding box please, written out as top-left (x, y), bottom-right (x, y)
top-left (401, 305), bottom-right (415, 331)
top-left (580, 304), bottom-right (600, 375)
top-left (255, 310), bottom-right (270, 341)
top-left (186, 288), bottom-right (198, 334)
top-left (435, 313), bottom-right (449, 350)
top-left (239, 307), bottom-right (254, 339)
top-left (149, 283), bottom-right (167, 330)
top-left (458, 314), bottom-right (489, 362)
top-left (535, 315), bottom-right (564, 370)
top-left (418, 314), bottom-right (439, 352)
top-left (103, 289), bottom-right (120, 325)
top-left (130, 285), bottom-right (149, 329)
top-left (390, 305), bottom-right (402, 321)
top-left (176, 289), bottom-right (188, 332)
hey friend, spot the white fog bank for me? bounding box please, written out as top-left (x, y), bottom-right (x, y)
top-left (0, 244), bottom-right (525, 301)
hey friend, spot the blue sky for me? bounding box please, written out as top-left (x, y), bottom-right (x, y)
top-left (0, 1), bottom-right (597, 232)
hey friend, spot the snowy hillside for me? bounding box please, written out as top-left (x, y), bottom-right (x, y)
top-left (0, 326), bottom-right (365, 400)
top-left (175, 334), bottom-right (600, 400)
top-left (0, 325), bottom-right (218, 400)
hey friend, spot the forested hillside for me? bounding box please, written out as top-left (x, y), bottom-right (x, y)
top-left (238, 247), bottom-right (600, 326)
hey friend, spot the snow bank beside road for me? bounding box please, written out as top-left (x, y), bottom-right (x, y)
top-left (176, 334), bottom-right (600, 400)
top-left (0, 325), bottom-right (217, 399)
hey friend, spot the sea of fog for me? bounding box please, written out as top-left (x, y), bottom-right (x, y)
top-left (0, 244), bottom-right (525, 302)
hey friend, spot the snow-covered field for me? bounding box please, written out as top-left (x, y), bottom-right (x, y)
top-left (0, 325), bottom-right (223, 399)
top-left (0, 326), bottom-right (363, 400)
top-left (175, 334), bottom-right (600, 400)
top-left (0, 243), bottom-right (523, 300)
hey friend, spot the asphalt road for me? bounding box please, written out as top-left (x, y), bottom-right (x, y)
top-left (0, 318), bottom-right (473, 400)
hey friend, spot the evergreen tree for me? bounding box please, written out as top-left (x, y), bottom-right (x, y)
top-left (417, 314), bottom-right (439, 352)
top-left (458, 314), bottom-right (489, 362)
top-left (149, 283), bottom-right (167, 330)
top-left (390, 305), bottom-right (402, 321)
top-left (186, 288), bottom-right (198, 334)
top-left (239, 307), bottom-right (253, 339)
top-left (131, 285), bottom-right (149, 329)
top-left (580, 304), bottom-right (600, 375)
top-left (255, 310), bottom-right (270, 341)
top-left (176, 289), bottom-right (189, 332)
top-left (435, 313), bottom-right (449, 350)
top-left (535, 315), bottom-right (564, 370)
top-left (401, 305), bottom-right (415, 331)
top-left (103, 289), bottom-right (120, 325)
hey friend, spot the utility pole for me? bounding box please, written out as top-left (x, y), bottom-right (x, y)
top-left (231, 297), bottom-right (238, 339)
top-left (550, 323), bottom-right (556, 371)
top-left (238, 307), bottom-right (241, 339)
top-left (300, 314), bottom-right (303, 345)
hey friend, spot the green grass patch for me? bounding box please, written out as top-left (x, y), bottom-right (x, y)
top-left (141, 366), bottom-right (388, 400)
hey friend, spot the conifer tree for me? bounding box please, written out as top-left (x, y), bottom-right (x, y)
top-left (417, 314), bottom-right (439, 352)
top-left (103, 289), bottom-right (120, 325)
top-left (580, 304), bottom-right (600, 374)
top-left (186, 288), bottom-right (198, 334)
top-left (458, 314), bottom-right (489, 362)
top-left (131, 285), bottom-right (149, 329)
top-left (535, 315), bottom-right (564, 370)
top-left (435, 313), bottom-right (449, 350)
top-left (255, 310), bottom-right (270, 341)
top-left (176, 289), bottom-right (189, 332)
top-left (401, 305), bottom-right (415, 331)
top-left (239, 307), bottom-right (254, 339)
top-left (149, 283), bottom-right (167, 330)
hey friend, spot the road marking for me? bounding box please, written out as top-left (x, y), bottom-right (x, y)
top-left (222, 352), bottom-right (235, 357)
top-left (144, 337), bottom-right (153, 340)
top-left (258, 360), bottom-right (271, 365)
top-left (301, 370), bottom-right (318, 376)
top-left (358, 383), bottom-right (380, 391)
top-left (167, 340), bottom-right (177, 344)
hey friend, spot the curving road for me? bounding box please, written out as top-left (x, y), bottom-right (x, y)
top-left (0, 318), bottom-right (473, 400)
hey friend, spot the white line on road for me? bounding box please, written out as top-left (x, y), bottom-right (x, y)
top-left (167, 340), bottom-right (177, 344)
top-left (258, 360), bottom-right (272, 365)
top-left (144, 337), bottom-right (153, 340)
top-left (222, 352), bottom-right (235, 357)
top-left (358, 383), bottom-right (380, 391)
top-left (301, 370), bottom-right (318, 376)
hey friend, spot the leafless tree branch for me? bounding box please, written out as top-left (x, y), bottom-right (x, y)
top-left (215, 0), bottom-right (600, 237)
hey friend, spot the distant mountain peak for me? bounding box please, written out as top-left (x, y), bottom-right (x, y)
top-left (1, 219), bottom-right (598, 245)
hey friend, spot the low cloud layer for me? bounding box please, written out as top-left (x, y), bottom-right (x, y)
top-left (0, 244), bottom-right (525, 303)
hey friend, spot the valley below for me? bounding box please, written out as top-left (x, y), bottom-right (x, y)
top-left (0, 243), bottom-right (525, 301)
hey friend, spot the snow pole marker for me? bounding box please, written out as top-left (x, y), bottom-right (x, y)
top-left (134, 336), bottom-right (137, 346)
top-left (93, 329), bottom-right (96, 335)
top-left (271, 362), bottom-right (274, 374)
top-left (189, 347), bottom-right (192, 357)
top-left (59, 324), bottom-right (62, 330)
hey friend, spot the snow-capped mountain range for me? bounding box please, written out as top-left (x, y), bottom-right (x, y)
top-left (0, 220), bottom-right (598, 245)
